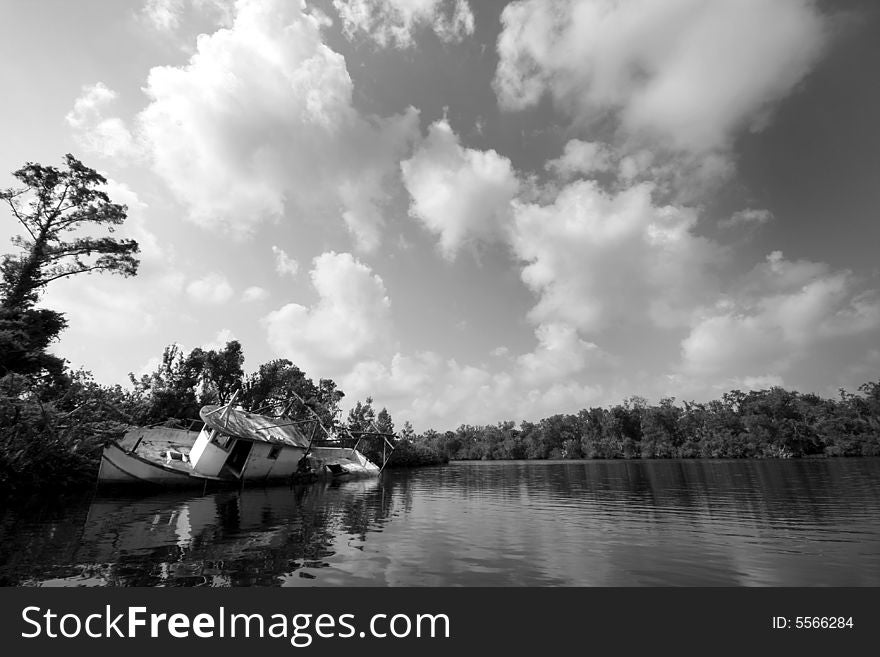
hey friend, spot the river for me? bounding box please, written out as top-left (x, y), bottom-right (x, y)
top-left (1, 458), bottom-right (878, 586)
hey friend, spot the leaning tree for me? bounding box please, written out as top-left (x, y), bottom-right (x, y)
top-left (1, 153), bottom-right (140, 309)
top-left (0, 154), bottom-right (140, 382)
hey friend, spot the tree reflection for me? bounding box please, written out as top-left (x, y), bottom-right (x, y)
top-left (0, 478), bottom-right (401, 586)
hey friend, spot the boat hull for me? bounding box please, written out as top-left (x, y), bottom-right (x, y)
top-left (99, 439), bottom-right (380, 487)
top-left (99, 441), bottom-right (211, 487)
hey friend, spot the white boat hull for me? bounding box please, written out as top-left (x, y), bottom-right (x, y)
top-left (99, 436), bottom-right (381, 488)
top-left (99, 442), bottom-right (211, 487)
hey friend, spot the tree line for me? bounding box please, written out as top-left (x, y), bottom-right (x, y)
top-left (409, 384), bottom-right (880, 463)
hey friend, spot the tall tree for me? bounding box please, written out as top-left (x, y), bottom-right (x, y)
top-left (375, 407), bottom-right (394, 436)
top-left (346, 397), bottom-right (376, 433)
top-left (1, 154), bottom-right (139, 310)
top-left (197, 340), bottom-right (244, 405)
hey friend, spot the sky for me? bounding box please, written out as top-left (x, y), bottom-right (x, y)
top-left (1, 0), bottom-right (879, 431)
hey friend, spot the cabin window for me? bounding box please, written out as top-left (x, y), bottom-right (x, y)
top-left (212, 433), bottom-right (233, 451)
top-left (267, 445), bottom-right (282, 460)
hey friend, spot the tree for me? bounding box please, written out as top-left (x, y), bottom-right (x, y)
top-left (1, 154), bottom-right (139, 310)
top-left (399, 420), bottom-right (415, 443)
top-left (0, 155), bottom-right (140, 385)
top-left (239, 359), bottom-right (341, 428)
top-left (197, 340), bottom-right (244, 405)
top-left (375, 407), bottom-right (394, 435)
top-left (347, 397), bottom-right (377, 433)
top-left (128, 344), bottom-right (202, 422)
top-left (0, 306), bottom-right (68, 385)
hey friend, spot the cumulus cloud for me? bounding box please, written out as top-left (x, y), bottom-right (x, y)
top-left (515, 322), bottom-right (604, 386)
top-left (342, 344), bottom-right (607, 431)
top-left (334, 0), bottom-right (474, 48)
top-left (511, 180), bottom-right (723, 334)
top-left (271, 246), bottom-right (299, 277)
top-left (680, 251), bottom-right (880, 380)
top-left (262, 252), bottom-right (391, 378)
top-left (494, 0), bottom-right (828, 155)
top-left (138, 0), bottom-right (420, 247)
top-left (340, 320), bottom-right (610, 430)
top-left (74, 0), bottom-right (420, 249)
top-left (186, 272), bottom-right (234, 304)
top-left (401, 119), bottom-right (519, 258)
top-left (241, 286), bottom-right (269, 302)
top-left (546, 140), bottom-right (615, 180)
top-left (66, 83), bottom-right (139, 160)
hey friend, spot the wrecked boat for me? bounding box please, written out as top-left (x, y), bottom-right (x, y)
top-left (98, 394), bottom-right (395, 488)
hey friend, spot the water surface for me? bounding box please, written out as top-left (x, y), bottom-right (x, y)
top-left (1, 459), bottom-right (878, 586)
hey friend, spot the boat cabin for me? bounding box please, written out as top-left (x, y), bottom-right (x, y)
top-left (189, 405), bottom-right (316, 481)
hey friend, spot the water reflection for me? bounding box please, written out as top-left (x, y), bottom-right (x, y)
top-left (1, 459), bottom-right (878, 586)
top-left (0, 478), bottom-right (400, 586)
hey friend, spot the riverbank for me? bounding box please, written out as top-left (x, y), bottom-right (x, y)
top-left (0, 425), bottom-right (447, 497)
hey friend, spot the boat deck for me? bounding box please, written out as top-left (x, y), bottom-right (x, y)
top-left (119, 426), bottom-right (201, 475)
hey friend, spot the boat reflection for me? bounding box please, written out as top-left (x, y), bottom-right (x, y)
top-left (68, 477), bottom-right (394, 586)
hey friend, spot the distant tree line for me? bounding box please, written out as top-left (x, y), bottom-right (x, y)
top-left (409, 385), bottom-right (880, 462)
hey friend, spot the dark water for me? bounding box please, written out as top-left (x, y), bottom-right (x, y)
top-left (1, 459), bottom-right (879, 586)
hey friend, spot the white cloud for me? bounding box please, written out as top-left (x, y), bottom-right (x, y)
top-left (546, 140), bottom-right (615, 179)
top-left (401, 119), bottom-right (519, 258)
top-left (339, 320), bottom-right (611, 431)
top-left (66, 83), bottom-right (139, 160)
top-left (262, 252), bottom-right (391, 378)
top-left (494, 0), bottom-right (828, 155)
top-left (137, 0), bottom-right (419, 247)
top-left (186, 272), bottom-right (234, 304)
top-left (680, 251), bottom-right (880, 380)
top-left (342, 345), bottom-right (607, 432)
top-left (203, 327), bottom-right (236, 351)
top-left (241, 286), bottom-right (269, 302)
top-left (75, 0), bottom-right (420, 250)
top-left (271, 245), bottom-right (299, 277)
top-left (141, 0), bottom-right (184, 31)
top-left (515, 323), bottom-right (604, 386)
top-left (334, 0), bottom-right (474, 48)
top-left (511, 179), bottom-right (723, 334)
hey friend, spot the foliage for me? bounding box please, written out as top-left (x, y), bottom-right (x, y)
top-left (412, 384), bottom-right (880, 462)
top-left (1, 154), bottom-right (139, 310)
top-left (239, 358), bottom-right (343, 429)
top-left (0, 306), bottom-right (67, 387)
top-left (0, 154), bottom-right (140, 388)
top-left (0, 371), bottom-right (135, 493)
